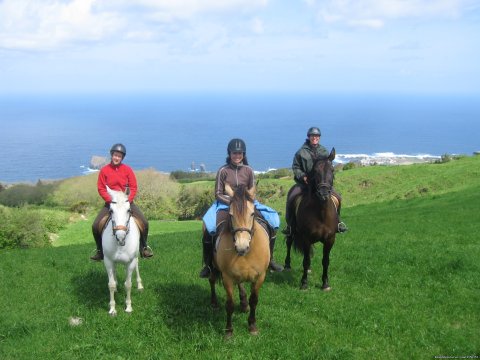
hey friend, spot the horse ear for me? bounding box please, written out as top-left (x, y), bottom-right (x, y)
top-left (225, 183), bottom-right (234, 197)
top-left (106, 186), bottom-right (113, 197)
top-left (247, 186), bottom-right (256, 199)
top-left (329, 147), bottom-right (336, 161)
top-left (125, 187), bottom-right (130, 196)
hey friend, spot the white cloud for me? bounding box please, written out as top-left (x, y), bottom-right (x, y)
top-left (0, 0), bottom-right (123, 50)
top-left (0, 0), bottom-right (268, 50)
top-left (315, 0), bottom-right (477, 29)
top-left (251, 17), bottom-right (265, 34)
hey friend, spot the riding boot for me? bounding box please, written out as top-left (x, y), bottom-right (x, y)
top-left (199, 242), bottom-right (213, 278)
top-left (90, 233), bottom-right (104, 261)
top-left (268, 236), bottom-right (284, 272)
top-left (139, 234), bottom-right (153, 258)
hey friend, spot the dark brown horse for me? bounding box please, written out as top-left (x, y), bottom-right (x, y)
top-left (209, 184), bottom-right (270, 338)
top-left (284, 148), bottom-right (338, 290)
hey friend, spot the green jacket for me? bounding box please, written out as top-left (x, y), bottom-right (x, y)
top-left (292, 141), bottom-right (329, 184)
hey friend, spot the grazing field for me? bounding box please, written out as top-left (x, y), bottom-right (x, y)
top-left (1, 158), bottom-right (479, 359)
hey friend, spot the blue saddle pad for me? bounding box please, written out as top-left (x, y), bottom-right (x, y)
top-left (203, 200), bottom-right (279, 235)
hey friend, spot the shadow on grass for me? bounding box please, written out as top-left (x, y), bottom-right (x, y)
top-left (71, 268), bottom-right (108, 310)
top-left (154, 281), bottom-right (261, 336)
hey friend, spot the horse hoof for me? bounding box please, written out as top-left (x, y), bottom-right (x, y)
top-left (300, 284), bottom-right (308, 291)
top-left (284, 265), bottom-right (291, 271)
top-left (125, 307), bottom-right (133, 313)
top-left (322, 286), bottom-right (332, 292)
top-left (137, 285), bottom-right (144, 292)
top-left (224, 331), bottom-right (233, 340)
top-left (109, 310), bottom-right (117, 317)
top-left (211, 302), bottom-right (220, 310)
top-left (249, 328), bottom-right (259, 336)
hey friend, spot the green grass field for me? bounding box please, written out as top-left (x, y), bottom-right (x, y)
top-left (1, 157), bottom-right (479, 359)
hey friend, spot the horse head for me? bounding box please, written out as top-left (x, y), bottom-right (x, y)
top-left (225, 183), bottom-right (256, 256)
top-left (309, 147), bottom-right (336, 201)
top-left (107, 186), bottom-right (132, 246)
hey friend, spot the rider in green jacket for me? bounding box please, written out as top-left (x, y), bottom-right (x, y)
top-left (283, 127), bottom-right (348, 236)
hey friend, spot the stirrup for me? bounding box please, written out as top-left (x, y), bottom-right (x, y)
top-left (269, 260), bottom-right (284, 272)
top-left (199, 266), bottom-right (211, 278)
top-left (337, 222), bottom-right (348, 233)
top-left (281, 226), bottom-right (291, 236)
top-left (141, 246), bottom-right (154, 258)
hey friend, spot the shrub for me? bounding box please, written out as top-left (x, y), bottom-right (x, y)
top-left (177, 185), bottom-right (214, 220)
top-left (0, 206), bottom-right (71, 249)
top-left (135, 168), bottom-right (180, 220)
top-left (50, 174), bottom-right (101, 209)
top-left (342, 162), bottom-right (358, 171)
top-left (257, 168), bottom-right (293, 179)
top-left (169, 171), bottom-right (215, 183)
top-left (0, 181), bottom-right (58, 207)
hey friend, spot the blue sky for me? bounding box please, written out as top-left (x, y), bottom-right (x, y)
top-left (1, 0), bottom-right (479, 94)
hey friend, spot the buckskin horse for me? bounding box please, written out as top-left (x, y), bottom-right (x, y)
top-left (209, 184), bottom-right (270, 338)
top-left (102, 186), bottom-right (143, 316)
top-left (284, 148), bottom-right (338, 290)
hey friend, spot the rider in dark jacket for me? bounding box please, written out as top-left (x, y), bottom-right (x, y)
top-left (199, 138), bottom-right (284, 278)
top-left (283, 127), bottom-right (348, 236)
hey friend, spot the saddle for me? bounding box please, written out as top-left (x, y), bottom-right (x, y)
top-left (293, 194), bottom-right (340, 218)
top-left (213, 216), bottom-right (271, 252)
top-left (98, 214), bottom-right (145, 236)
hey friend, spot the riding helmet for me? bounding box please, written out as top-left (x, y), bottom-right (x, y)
top-left (307, 127), bottom-right (321, 137)
top-left (110, 143), bottom-right (127, 157)
top-left (227, 138), bottom-right (246, 154)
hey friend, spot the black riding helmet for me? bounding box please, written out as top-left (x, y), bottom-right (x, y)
top-left (227, 138), bottom-right (246, 154)
top-left (110, 143), bottom-right (127, 157)
top-left (307, 127), bottom-right (321, 137)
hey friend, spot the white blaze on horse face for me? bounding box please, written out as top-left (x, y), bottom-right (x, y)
top-left (107, 187), bottom-right (131, 245)
top-left (230, 201), bottom-right (255, 256)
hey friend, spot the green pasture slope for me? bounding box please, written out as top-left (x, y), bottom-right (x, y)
top-left (1, 157), bottom-right (479, 359)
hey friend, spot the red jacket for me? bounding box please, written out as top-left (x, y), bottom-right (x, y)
top-left (97, 163), bottom-right (137, 203)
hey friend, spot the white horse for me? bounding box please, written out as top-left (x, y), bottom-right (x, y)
top-left (102, 186), bottom-right (143, 316)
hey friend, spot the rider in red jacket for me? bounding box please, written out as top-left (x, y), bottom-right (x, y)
top-left (90, 143), bottom-right (153, 261)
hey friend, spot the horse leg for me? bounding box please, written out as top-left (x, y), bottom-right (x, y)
top-left (321, 242), bottom-right (333, 291)
top-left (223, 278), bottom-right (235, 338)
top-left (284, 235), bottom-right (293, 270)
top-left (104, 259), bottom-right (117, 316)
top-left (209, 273), bottom-right (219, 309)
top-left (248, 272), bottom-right (265, 335)
top-left (124, 258), bottom-right (137, 313)
top-left (135, 259), bottom-right (144, 291)
top-left (238, 284), bottom-right (248, 313)
top-left (300, 245), bottom-right (312, 290)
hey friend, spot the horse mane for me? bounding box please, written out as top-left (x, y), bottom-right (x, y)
top-left (230, 185), bottom-right (253, 216)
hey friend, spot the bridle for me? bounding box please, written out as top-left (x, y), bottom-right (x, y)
top-left (311, 160), bottom-right (334, 201)
top-left (229, 213), bottom-right (255, 241)
top-left (110, 200), bottom-right (132, 239)
top-left (314, 181), bottom-right (332, 199)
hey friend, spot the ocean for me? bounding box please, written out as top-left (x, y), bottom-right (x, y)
top-left (1, 92), bottom-right (479, 183)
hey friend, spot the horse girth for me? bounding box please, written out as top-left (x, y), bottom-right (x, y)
top-left (294, 194), bottom-right (338, 218)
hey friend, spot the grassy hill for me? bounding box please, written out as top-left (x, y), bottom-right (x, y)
top-left (1, 156), bottom-right (479, 359)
